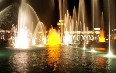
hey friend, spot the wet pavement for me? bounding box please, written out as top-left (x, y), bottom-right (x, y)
top-left (0, 46), bottom-right (116, 73)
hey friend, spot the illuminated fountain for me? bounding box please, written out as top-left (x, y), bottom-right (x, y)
top-left (62, 0), bottom-right (89, 49)
top-left (72, 6), bottom-right (79, 46)
top-left (13, 0), bottom-right (46, 49)
top-left (78, 0), bottom-right (86, 50)
top-left (45, 27), bottom-right (61, 70)
top-left (59, 0), bottom-right (78, 46)
top-left (97, 12), bottom-right (106, 51)
top-left (90, 0), bottom-right (96, 52)
top-left (105, 0), bottom-right (113, 57)
top-left (47, 28), bottom-right (61, 47)
top-left (99, 12), bottom-right (105, 43)
top-left (63, 6), bottom-right (78, 46)
top-left (46, 27), bottom-right (61, 71)
top-left (72, 6), bottom-right (78, 32)
top-left (58, 0), bottom-right (68, 43)
top-left (99, 29), bottom-right (105, 43)
top-left (97, 29), bottom-right (106, 51)
top-left (58, 0), bottom-right (115, 57)
top-left (63, 31), bottom-right (72, 46)
top-left (32, 22), bottom-right (46, 47)
top-left (15, 0), bottom-right (34, 48)
top-left (63, 10), bottom-right (73, 45)
top-left (74, 0), bottom-right (87, 48)
top-left (89, 0), bottom-right (99, 52)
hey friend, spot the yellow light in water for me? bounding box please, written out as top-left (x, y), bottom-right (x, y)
top-left (47, 28), bottom-right (61, 47)
top-left (47, 47), bottom-right (60, 71)
top-left (99, 29), bottom-right (105, 42)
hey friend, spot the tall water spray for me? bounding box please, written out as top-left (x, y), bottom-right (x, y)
top-left (63, 10), bottom-right (73, 45)
top-left (78, 0), bottom-right (86, 50)
top-left (92, 0), bottom-right (95, 30)
top-left (15, 0), bottom-right (33, 48)
top-left (59, 0), bottom-right (63, 20)
top-left (107, 0), bottom-right (113, 56)
top-left (59, 0), bottom-right (67, 20)
top-left (91, 0), bottom-right (96, 51)
top-left (82, 0), bottom-right (86, 50)
top-left (14, 0), bottom-right (46, 48)
top-left (63, 0), bottom-right (67, 18)
top-left (72, 6), bottom-right (78, 31)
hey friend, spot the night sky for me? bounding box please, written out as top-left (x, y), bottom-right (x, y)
top-left (0, 0), bottom-right (116, 32)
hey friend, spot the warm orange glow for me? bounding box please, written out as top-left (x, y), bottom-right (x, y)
top-left (97, 48), bottom-right (106, 51)
top-left (46, 28), bottom-right (61, 47)
top-left (99, 29), bottom-right (105, 42)
top-left (47, 47), bottom-right (60, 71)
top-left (96, 58), bottom-right (105, 69)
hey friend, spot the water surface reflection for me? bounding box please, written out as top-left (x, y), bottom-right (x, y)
top-left (10, 52), bottom-right (29, 73)
top-left (0, 47), bottom-right (116, 73)
top-left (47, 46), bottom-right (60, 71)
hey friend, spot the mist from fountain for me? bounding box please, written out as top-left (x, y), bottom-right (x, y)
top-left (14, 0), bottom-right (46, 49)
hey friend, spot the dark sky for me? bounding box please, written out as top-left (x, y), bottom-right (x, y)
top-left (0, 0), bottom-right (14, 11)
top-left (0, 0), bottom-right (116, 31)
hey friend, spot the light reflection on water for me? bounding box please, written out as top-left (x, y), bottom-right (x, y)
top-left (96, 57), bottom-right (106, 69)
top-left (0, 47), bottom-right (116, 73)
top-left (47, 47), bottom-right (60, 71)
top-left (10, 52), bottom-right (29, 73)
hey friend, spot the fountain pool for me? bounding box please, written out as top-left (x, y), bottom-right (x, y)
top-left (0, 46), bottom-right (116, 73)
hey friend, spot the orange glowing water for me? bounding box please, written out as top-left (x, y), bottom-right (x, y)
top-left (96, 58), bottom-right (105, 69)
top-left (99, 29), bottom-right (105, 42)
top-left (98, 48), bottom-right (106, 51)
top-left (47, 47), bottom-right (60, 71)
top-left (46, 28), bottom-right (61, 47)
